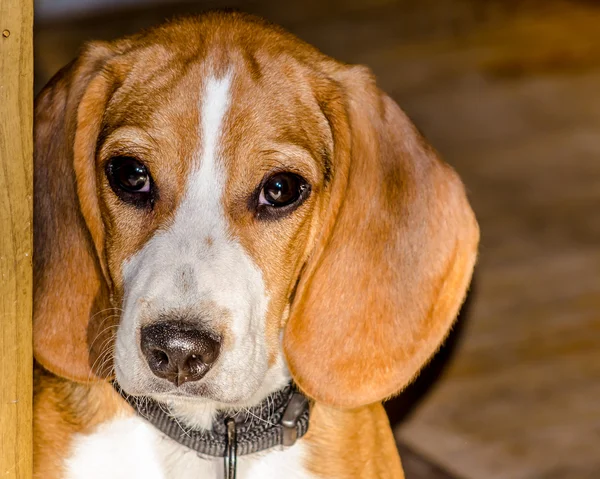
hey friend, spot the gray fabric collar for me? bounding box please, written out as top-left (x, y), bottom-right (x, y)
top-left (114, 382), bottom-right (311, 458)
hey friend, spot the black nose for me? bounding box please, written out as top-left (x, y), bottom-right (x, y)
top-left (140, 321), bottom-right (221, 386)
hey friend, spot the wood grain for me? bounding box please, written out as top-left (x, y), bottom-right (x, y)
top-left (0, 0), bottom-right (33, 478)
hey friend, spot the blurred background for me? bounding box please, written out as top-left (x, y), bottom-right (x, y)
top-left (34, 1), bottom-right (600, 478)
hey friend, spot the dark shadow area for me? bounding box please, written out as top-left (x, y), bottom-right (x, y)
top-left (385, 277), bottom-right (477, 478)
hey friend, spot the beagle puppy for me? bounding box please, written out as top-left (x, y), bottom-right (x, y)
top-left (33, 11), bottom-right (479, 479)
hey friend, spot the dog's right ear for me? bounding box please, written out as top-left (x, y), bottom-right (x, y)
top-left (284, 66), bottom-right (479, 408)
top-left (34, 42), bottom-right (120, 381)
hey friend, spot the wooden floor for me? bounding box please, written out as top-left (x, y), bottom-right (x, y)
top-left (35, 1), bottom-right (600, 478)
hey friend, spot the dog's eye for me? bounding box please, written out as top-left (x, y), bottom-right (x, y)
top-left (106, 156), bottom-right (154, 207)
top-left (259, 173), bottom-right (307, 207)
top-left (109, 157), bottom-right (150, 193)
top-left (254, 172), bottom-right (310, 220)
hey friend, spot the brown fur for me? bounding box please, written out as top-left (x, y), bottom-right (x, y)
top-left (33, 365), bottom-right (131, 479)
top-left (306, 403), bottom-right (405, 478)
top-left (33, 11), bottom-right (478, 477)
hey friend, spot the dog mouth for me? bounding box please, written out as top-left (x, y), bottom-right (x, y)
top-left (114, 359), bottom-right (265, 407)
top-left (115, 380), bottom-right (271, 425)
top-left (114, 361), bottom-right (215, 398)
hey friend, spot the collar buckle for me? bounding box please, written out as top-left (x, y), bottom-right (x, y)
top-left (281, 392), bottom-right (309, 447)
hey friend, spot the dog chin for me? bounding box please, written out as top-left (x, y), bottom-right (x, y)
top-left (163, 367), bottom-right (290, 407)
top-left (147, 370), bottom-right (290, 430)
top-left (118, 365), bottom-right (290, 405)
top-left (151, 382), bottom-right (255, 406)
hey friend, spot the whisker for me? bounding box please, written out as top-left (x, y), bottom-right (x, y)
top-left (87, 315), bottom-right (121, 353)
top-left (160, 402), bottom-right (193, 438)
top-left (86, 339), bottom-right (116, 384)
top-left (89, 307), bottom-right (124, 321)
top-left (241, 406), bottom-right (274, 427)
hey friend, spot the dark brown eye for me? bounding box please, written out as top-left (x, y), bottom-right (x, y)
top-left (254, 171), bottom-right (310, 220)
top-left (109, 157), bottom-right (149, 192)
top-left (106, 156), bottom-right (154, 207)
top-left (259, 173), bottom-right (306, 207)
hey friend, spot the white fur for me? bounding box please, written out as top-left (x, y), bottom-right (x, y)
top-left (114, 71), bottom-right (288, 429)
top-left (66, 415), bottom-right (315, 479)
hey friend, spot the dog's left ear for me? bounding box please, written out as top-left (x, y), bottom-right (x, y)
top-left (33, 42), bottom-right (121, 381)
top-left (284, 66), bottom-right (479, 408)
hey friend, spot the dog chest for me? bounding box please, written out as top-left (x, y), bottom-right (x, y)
top-left (64, 415), bottom-right (315, 479)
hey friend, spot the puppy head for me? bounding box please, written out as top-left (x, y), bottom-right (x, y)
top-left (34, 13), bottom-right (478, 411)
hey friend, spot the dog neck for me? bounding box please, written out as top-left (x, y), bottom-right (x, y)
top-left (115, 382), bottom-right (310, 458)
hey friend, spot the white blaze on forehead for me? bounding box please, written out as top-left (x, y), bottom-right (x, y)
top-left (178, 71), bottom-right (233, 238)
top-left (171, 71), bottom-right (260, 317)
top-left (198, 72), bottom-right (233, 196)
top-left (202, 73), bottom-right (232, 167)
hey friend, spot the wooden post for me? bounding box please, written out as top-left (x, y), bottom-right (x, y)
top-left (0, 0), bottom-right (33, 477)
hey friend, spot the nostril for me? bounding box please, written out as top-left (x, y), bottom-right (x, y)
top-left (198, 344), bottom-right (219, 365)
top-left (147, 349), bottom-right (170, 372)
top-left (185, 354), bottom-right (204, 376)
top-left (156, 350), bottom-right (169, 365)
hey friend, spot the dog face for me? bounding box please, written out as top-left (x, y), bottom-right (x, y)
top-left (98, 52), bottom-right (334, 407)
top-left (34, 13), bottom-right (479, 411)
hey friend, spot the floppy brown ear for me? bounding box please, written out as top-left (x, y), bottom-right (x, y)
top-left (34, 43), bottom-right (118, 381)
top-left (284, 66), bottom-right (479, 408)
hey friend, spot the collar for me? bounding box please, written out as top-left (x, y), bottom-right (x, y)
top-left (115, 382), bottom-right (310, 462)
